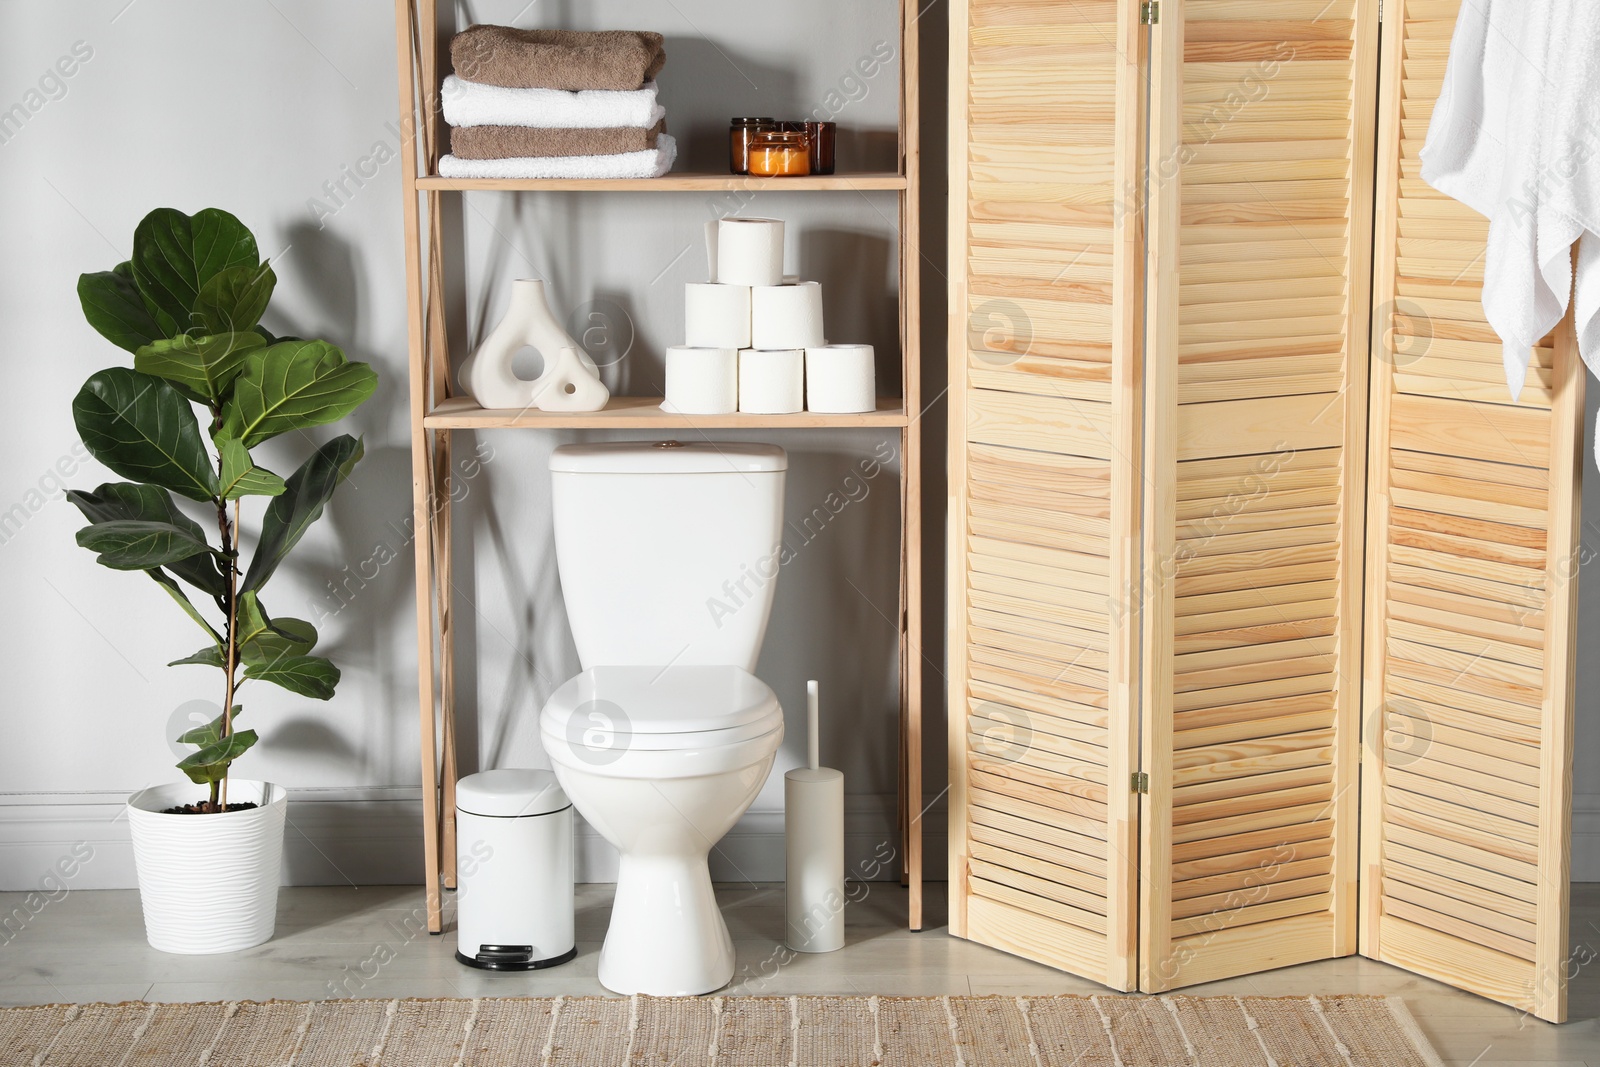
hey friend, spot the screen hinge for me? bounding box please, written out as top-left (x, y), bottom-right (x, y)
top-left (1141, 1), bottom-right (1160, 24)
top-left (1132, 771), bottom-right (1149, 794)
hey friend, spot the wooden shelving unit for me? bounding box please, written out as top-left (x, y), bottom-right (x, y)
top-left (392, 0), bottom-right (923, 934)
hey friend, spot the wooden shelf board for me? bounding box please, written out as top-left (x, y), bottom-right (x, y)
top-left (414, 171), bottom-right (908, 192)
top-left (424, 394), bottom-right (910, 429)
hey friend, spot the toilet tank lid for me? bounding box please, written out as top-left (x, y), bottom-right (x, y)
top-left (549, 442), bottom-right (786, 474)
top-left (456, 769), bottom-right (570, 817)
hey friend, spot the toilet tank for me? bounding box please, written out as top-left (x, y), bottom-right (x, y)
top-left (548, 442), bottom-right (787, 671)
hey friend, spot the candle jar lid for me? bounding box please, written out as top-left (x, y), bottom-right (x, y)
top-left (731, 116), bottom-right (778, 125)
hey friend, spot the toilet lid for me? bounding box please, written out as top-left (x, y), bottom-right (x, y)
top-left (541, 665), bottom-right (782, 738)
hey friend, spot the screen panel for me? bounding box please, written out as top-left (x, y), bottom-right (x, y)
top-left (1359, 0), bottom-right (1584, 1024)
top-left (1140, 0), bottom-right (1377, 990)
top-left (947, 0), bottom-right (1145, 990)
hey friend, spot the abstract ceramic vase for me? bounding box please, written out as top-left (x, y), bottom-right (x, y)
top-left (458, 279), bottom-right (610, 411)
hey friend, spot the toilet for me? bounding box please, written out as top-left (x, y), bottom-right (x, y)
top-left (538, 441), bottom-right (787, 996)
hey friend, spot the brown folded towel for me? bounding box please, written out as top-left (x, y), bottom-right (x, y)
top-left (449, 121), bottom-right (665, 160)
top-left (451, 26), bottom-right (666, 91)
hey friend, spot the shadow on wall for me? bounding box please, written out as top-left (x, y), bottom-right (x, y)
top-left (799, 227), bottom-right (899, 388)
top-left (241, 223), bottom-right (421, 786)
top-left (657, 37), bottom-right (798, 173)
top-left (757, 442), bottom-right (901, 791)
top-left (283, 221), bottom-right (362, 344)
top-left (655, 37), bottom-right (900, 174)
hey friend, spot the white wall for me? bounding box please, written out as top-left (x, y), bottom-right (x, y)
top-left (0, 1), bottom-right (949, 892)
top-left (4, 1), bottom-right (1598, 903)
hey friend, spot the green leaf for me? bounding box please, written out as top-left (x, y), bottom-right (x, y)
top-left (169, 645), bottom-right (227, 668)
top-left (147, 567), bottom-right (224, 643)
top-left (241, 615), bottom-right (317, 666)
top-left (219, 439), bottom-right (286, 499)
top-left (134, 331), bottom-right (266, 404)
top-left (131, 208), bottom-right (259, 334)
top-left (75, 519), bottom-right (215, 570)
top-left (72, 368), bottom-right (221, 503)
top-left (177, 728), bottom-right (258, 785)
top-left (241, 434), bottom-right (364, 594)
top-left (176, 706), bottom-right (241, 746)
top-left (234, 589), bottom-right (273, 648)
top-left (66, 481), bottom-right (207, 538)
top-left (244, 654), bottom-right (339, 699)
top-left (66, 482), bottom-right (225, 597)
top-left (195, 262), bottom-right (276, 335)
top-left (77, 262), bottom-right (163, 353)
top-left (218, 341), bottom-right (377, 448)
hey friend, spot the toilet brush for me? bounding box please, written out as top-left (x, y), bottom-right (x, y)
top-left (784, 680), bottom-right (846, 952)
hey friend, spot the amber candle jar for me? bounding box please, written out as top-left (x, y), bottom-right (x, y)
top-left (729, 117), bottom-right (778, 175)
top-left (748, 131), bottom-right (811, 177)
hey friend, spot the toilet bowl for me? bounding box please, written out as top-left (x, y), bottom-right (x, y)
top-left (538, 441), bottom-right (788, 996)
top-left (541, 665), bottom-right (782, 995)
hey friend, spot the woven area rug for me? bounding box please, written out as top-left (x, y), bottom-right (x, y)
top-left (0, 993), bottom-right (1444, 1066)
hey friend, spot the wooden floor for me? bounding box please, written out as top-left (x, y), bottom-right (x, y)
top-left (4, 881), bottom-right (1600, 1064)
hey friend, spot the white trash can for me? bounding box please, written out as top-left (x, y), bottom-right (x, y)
top-left (454, 769), bottom-right (576, 970)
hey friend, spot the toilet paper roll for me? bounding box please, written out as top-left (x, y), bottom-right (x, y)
top-left (716, 217), bottom-right (785, 286)
top-left (805, 344), bottom-right (876, 413)
top-left (663, 346), bottom-right (739, 415)
top-left (684, 283), bottom-right (752, 349)
top-left (738, 349), bottom-right (804, 414)
top-left (751, 282), bottom-right (825, 350)
top-left (704, 219), bottom-right (720, 282)
top-left (785, 767), bottom-right (845, 953)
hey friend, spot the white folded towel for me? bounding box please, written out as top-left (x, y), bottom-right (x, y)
top-left (1420, 0), bottom-right (1600, 446)
top-left (441, 74), bottom-right (665, 130)
top-left (438, 134), bottom-right (677, 180)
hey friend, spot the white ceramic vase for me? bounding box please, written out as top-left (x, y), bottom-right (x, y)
top-left (126, 779), bottom-right (287, 954)
top-left (458, 279), bottom-right (610, 412)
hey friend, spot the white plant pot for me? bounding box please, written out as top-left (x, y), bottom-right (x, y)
top-left (126, 779), bottom-right (287, 954)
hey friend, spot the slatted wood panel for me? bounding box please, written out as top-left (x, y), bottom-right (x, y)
top-left (1140, 0), bottom-right (1376, 991)
top-left (1360, 0), bottom-right (1583, 1024)
top-left (947, 0), bottom-right (1144, 991)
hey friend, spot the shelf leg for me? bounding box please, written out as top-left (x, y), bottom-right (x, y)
top-left (412, 434), bottom-right (443, 931)
top-left (395, 0), bottom-right (443, 934)
top-left (903, 423), bottom-right (924, 933)
top-left (434, 430), bottom-right (458, 890)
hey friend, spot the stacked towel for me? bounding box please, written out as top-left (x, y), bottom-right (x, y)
top-left (439, 25), bottom-right (674, 180)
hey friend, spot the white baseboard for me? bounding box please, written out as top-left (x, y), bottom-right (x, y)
top-left (8, 786), bottom-right (1597, 890)
top-left (0, 788), bottom-right (948, 892)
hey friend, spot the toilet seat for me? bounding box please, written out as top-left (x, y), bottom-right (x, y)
top-left (540, 665), bottom-right (784, 778)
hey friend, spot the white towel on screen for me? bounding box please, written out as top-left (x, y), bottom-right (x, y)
top-left (1419, 0), bottom-right (1600, 458)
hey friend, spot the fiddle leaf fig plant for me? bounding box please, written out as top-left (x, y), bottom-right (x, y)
top-left (68, 207), bottom-right (378, 812)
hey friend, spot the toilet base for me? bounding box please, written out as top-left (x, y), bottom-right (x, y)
top-left (598, 851), bottom-right (734, 996)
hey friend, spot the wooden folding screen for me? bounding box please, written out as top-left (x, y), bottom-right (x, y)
top-left (948, 0), bottom-right (1584, 1022)
top-left (1360, 0), bottom-right (1584, 1023)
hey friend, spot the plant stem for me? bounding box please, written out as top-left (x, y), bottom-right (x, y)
top-left (220, 498), bottom-right (241, 812)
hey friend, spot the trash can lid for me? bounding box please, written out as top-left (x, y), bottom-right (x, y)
top-left (456, 769), bottom-right (569, 818)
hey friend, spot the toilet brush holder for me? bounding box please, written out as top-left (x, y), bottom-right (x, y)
top-left (784, 680), bottom-right (845, 953)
